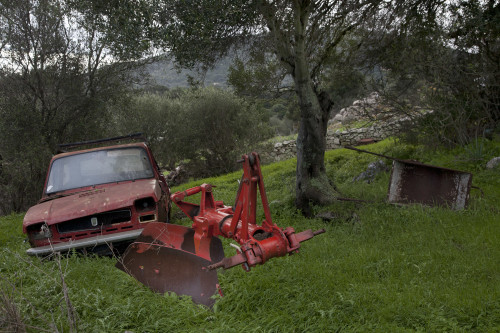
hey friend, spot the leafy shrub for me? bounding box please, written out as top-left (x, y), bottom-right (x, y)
top-left (116, 88), bottom-right (272, 177)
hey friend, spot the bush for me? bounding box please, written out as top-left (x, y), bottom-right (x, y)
top-left (116, 88), bottom-right (272, 178)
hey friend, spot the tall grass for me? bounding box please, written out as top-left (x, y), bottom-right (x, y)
top-left (0, 139), bottom-right (499, 332)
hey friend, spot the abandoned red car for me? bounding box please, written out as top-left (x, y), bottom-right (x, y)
top-left (23, 136), bottom-right (171, 256)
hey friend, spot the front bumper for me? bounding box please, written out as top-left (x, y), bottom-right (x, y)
top-left (26, 229), bottom-right (143, 256)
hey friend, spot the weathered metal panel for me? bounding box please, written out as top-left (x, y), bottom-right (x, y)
top-left (117, 223), bottom-right (225, 307)
top-left (344, 146), bottom-right (473, 210)
top-left (387, 160), bottom-right (472, 210)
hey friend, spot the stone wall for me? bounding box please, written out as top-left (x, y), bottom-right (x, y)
top-left (262, 115), bottom-right (414, 162)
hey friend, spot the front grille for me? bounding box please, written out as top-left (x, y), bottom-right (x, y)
top-left (57, 209), bottom-right (131, 234)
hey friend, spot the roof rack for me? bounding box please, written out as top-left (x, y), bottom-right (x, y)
top-left (57, 133), bottom-right (146, 152)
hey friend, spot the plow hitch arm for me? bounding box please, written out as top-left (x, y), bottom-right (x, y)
top-left (172, 152), bottom-right (326, 271)
top-left (207, 228), bottom-right (326, 271)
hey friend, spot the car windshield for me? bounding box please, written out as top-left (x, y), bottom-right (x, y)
top-left (45, 147), bottom-right (154, 194)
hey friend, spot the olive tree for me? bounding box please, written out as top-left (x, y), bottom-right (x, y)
top-left (84, 0), bottom-right (457, 214)
top-left (86, 0), bottom-right (391, 215)
top-left (0, 0), bottom-right (138, 213)
top-left (161, 1), bottom-right (388, 215)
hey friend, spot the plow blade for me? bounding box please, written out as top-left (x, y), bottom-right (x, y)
top-left (116, 222), bottom-right (225, 307)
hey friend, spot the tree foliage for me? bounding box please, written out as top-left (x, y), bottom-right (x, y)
top-left (366, 0), bottom-right (500, 146)
top-left (0, 0), bottom-right (138, 213)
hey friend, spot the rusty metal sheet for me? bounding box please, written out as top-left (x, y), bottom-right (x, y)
top-left (344, 146), bottom-right (473, 210)
top-left (388, 160), bottom-right (472, 209)
top-left (117, 243), bottom-right (221, 307)
top-left (116, 223), bottom-right (225, 307)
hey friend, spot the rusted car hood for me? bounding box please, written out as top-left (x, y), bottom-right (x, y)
top-left (23, 179), bottom-right (161, 229)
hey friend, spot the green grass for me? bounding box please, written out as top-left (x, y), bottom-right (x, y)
top-left (1, 138), bottom-right (499, 332)
top-left (328, 119), bottom-right (376, 132)
top-left (262, 134), bottom-right (298, 144)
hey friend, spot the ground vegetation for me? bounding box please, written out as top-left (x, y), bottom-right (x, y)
top-left (1, 139), bottom-right (499, 331)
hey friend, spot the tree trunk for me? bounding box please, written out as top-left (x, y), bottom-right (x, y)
top-left (292, 4), bottom-right (336, 216)
top-left (294, 79), bottom-right (336, 216)
top-left (258, 0), bottom-right (338, 215)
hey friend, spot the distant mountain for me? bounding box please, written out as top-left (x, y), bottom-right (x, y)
top-left (138, 55), bottom-right (233, 89)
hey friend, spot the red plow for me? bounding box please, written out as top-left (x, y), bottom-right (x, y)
top-left (117, 152), bottom-right (325, 306)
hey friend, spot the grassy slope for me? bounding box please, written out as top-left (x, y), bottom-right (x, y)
top-left (1, 139), bottom-right (499, 332)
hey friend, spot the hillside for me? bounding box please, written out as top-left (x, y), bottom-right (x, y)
top-left (137, 55), bottom-right (233, 89)
top-left (1, 139), bottom-right (499, 332)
